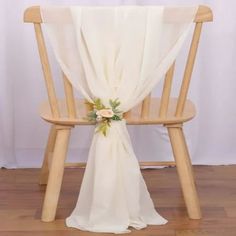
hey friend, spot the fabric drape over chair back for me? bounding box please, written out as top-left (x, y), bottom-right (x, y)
top-left (39, 5), bottom-right (198, 233)
top-left (41, 6), bottom-right (197, 112)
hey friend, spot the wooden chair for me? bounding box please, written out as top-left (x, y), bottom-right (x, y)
top-left (23, 6), bottom-right (213, 222)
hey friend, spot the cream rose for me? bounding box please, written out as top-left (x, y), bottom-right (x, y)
top-left (96, 109), bottom-right (114, 118)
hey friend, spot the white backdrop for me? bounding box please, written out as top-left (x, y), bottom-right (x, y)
top-left (0, 0), bottom-right (235, 168)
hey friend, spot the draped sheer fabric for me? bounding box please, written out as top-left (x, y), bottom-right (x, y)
top-left (41, 6), bottom-right (197, 234)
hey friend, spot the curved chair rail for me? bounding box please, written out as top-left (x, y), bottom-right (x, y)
top-left (24, 5), bottom-right (213, 23)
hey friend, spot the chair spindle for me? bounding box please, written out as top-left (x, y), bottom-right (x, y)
top-left (34, 23), bottom-right (60, 118)
top-left (62, 73), bottom-right (77, 118)
top-left (175, 23), bottom-right (203, 117)
top-left (159, 63), bottom-right (175, 118)
top-left (141, 93), bottom-right (151, 118)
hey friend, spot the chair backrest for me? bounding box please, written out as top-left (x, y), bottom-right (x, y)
top-left (24, 6), bottom-right (213, 120)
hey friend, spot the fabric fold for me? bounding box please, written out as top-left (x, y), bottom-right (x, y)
top-left (66, 120), bottom-right (167, 233)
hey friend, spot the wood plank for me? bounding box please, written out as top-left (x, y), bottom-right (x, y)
top-left (225, 207), bottom-right (236, 217)
top-left (176, 229), bottom-right (236, 236)
top-left (1, 166), bottom-right (236, 235)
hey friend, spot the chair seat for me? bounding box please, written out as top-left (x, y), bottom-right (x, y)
top-left (39, 97), bottom-right (196, 126)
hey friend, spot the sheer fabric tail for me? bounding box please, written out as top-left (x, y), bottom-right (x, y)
top-left (66, 121), bottom-right (167, 233)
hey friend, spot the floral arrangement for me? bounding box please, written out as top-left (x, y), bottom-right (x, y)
top-left (86, 98), bottom-right (123, 136)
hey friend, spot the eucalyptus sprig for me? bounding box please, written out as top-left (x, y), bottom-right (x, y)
top-left (86, 98), bottom-right (123, 136)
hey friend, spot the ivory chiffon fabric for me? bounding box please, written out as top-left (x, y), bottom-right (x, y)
top-left (41, 6), bottom-right (197, 233)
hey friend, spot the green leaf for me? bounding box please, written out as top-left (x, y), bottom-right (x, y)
top-left (87, 110), bottom-right (97, 121)
top-left (111, 114), bottom-right (122, 121)
top-left (109, 98), bottom-right (121, 110)
top-left (96, 122), bottom-right (109, 136)
top-left (85, 100), bottom-right (95, 111)
top-left (94, 98), bottom-right (105, 110)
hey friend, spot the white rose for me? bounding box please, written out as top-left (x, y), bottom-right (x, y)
top-left (96, 109), bottom-right (114, 118)
top-left (96, 115), bottom-right (103, 122)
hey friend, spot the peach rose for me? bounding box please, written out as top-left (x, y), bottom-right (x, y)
top-left (96, 109), bottom-right (114, 118)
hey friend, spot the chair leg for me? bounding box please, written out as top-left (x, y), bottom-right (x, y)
top-left (39, 125), bottom-right (57, 185)
top-left (167, 125), bottom-right (201, 219)
top-left (41, 126), bottom-right (71, 222)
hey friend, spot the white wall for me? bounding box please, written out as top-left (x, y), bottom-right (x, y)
top-left (0, 0), bottom-right (235, 168)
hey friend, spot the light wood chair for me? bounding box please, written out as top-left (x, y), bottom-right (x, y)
top-left (24, 6), bottom-right (213, 222)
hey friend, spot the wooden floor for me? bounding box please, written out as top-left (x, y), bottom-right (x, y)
top-left (0, 165), bottom-right (236, 236)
